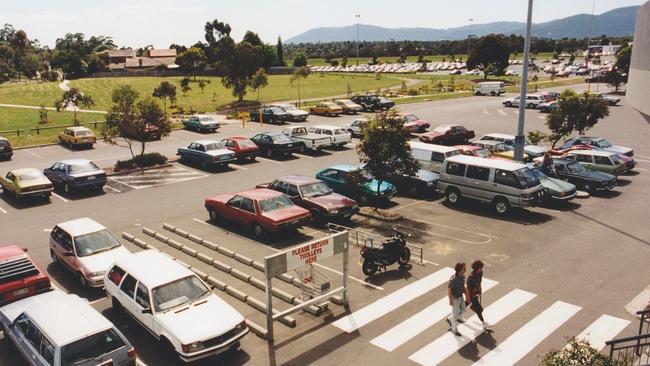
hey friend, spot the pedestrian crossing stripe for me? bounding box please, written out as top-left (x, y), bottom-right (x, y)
top-left (371, 278), bottom-right (498, 352)
top-left (568, 314), bottom-right (631, 351)
top-left (333, 267), bottom-right (454, 333)
top-left (471, 301), bottom-right (582, 366)
top-left (408, 289), bottom-right (537, 366)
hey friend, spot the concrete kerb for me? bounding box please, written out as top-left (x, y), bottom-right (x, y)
top-left (142, 227), bottom-right (155, 237)
top-left (246, 321), bottom-right (268, 339)
top-left (121, 232), bottom-right (135, 242)
top-left (197, 252), bottom-right (215, 265)
top-left (187, 234), bottom-right (203, 244)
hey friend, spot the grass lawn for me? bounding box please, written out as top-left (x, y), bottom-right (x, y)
top-left (0, 107), bottom-right (103, 147)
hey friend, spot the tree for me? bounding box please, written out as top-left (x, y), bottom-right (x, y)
top-left (483, 63), bottom-right (496, 80)
top-left (176, 47), bottom-right (207, 80)
top-left (604, 68), bottom-right (625, 92)
top-left (54, 87), bottom-right (94, 125)
top-left (614, 45), bottom-right (632, 74)
top-left (105, 85), bottom-right (171, 161)
top-left (293, 50), bottom-right (308, 67)
top-left (250, 68), bottom-right (268, 101)
top-left (290, 66), bottom-right (309, 106)
top-left (51, 49), bottom-right (85, 79)
top-left (152, 80), bottom-right (177, 115)
top-left (16, 53), bottom-right (40, 79)
top-left (179, 77), bottom-right (191, 95)
top-left (276, 36), bottom-right (285, 66)
top-left (540, 337), bottom-right (627, 366)
top-left (221, 41), bottom-right (263, 102)
top-left (197, 79), bottom-right (211, 93)
top-left (467, 34), bottom-right (510, 79)
top-left (356, 110), bottom-right (419, 208)
top-left (546, 90), bottom-right (610, 147)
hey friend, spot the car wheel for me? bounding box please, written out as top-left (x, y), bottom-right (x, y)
top-left (527, 103), bottom-right (535, 109)
top-left (490, 91), bottom-right (496, 96)
top-left (299, 145), bottom-right (306, 153)
top-left (50, 250), bottom-right (58, 265)
top-left (493, 197), bottom-right (510, 215)
top-left (266, 149), bottom-right (273, 158)
top-left (583, 183), bottom-right (592, 193)
top-left (505, 102), bottom-right (512, 107)
top-left (208, 208), bottom-right (219, 222)
top-left (445, 187), bottom-right (461, 205)
top-left (64, 183), bottom-right (71, 194)
top-left (201, 160), bottom-right (208, 170)
top-left (252, 223), bottom-right (264, 238)
top-left (358, 194), bottom-right (369, 206)
top-left (78, 273), bottom-right (88, 289)
top-left (475, 91), bottom-right (481, 96)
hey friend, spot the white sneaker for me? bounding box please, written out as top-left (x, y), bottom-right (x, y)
top-left (482, 321), bottom-right (491, 330)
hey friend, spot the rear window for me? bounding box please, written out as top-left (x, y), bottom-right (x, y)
top-left (69, 162), bottom-right (100, 174)
top-left (75, 130), bottom-right (92, 137)
top-left (258, 195), bottom-right (294, 213)
top-left (237, 140), bottom-right (256, 148)
top-left (61, 328), bottom-right (126, 365)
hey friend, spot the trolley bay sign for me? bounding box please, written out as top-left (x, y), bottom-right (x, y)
top-left (265, 232), bottom-right (347, 278)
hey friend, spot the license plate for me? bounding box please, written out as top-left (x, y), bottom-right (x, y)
top-left (82, 138), bottom-right (89, 142)
top-left (87, 176), bottom-right (95, 180)
top-left (12, 288), bottom-right (29, 297)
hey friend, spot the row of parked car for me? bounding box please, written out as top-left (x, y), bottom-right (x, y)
top-left (501, 90), bottom-right (621, 112)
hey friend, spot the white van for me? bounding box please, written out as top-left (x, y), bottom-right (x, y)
top-left (438, 155), bottom-right (546, 215)
top-left (409, 141), bottom-right (461, 173)
top-left (473, 82), bottom-right (506, 96)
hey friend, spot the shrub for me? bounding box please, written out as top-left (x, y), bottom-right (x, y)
top-left (527, 130), bottom-right (548, 145)
top-left (115, 153), bottom-right (168, 171)
top-left (408, 89), bottom-right (419, 96)
top-left (540, 337), bottom-right (628, 366)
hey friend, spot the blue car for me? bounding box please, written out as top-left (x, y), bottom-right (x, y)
top-left (315, 164), bottom-right (397, 205)
top-left (43, 159), bottom-right (106, 194)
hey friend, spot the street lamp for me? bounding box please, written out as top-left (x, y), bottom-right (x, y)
top-left (356, 14), bottom-right (361, 66)
top-left (514, 0), bottom-right (533, 162)
top-left (467, 18), bottom-right (474, 58)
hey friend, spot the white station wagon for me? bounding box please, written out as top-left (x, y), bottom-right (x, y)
top-left (104, 250), bottom-right (248, 363)
top-left (308, 125), bottom-right (352, 147)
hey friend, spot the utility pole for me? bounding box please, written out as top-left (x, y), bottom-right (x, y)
top-left (467, 18), bottom-right (474, 58)
top-left (515, 0), bottom-right (533, 162)
top-left (586, 0), bottom-right (596, 92)
top-left (356, 14), bottom-right (361, 66)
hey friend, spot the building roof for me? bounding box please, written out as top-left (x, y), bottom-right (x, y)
top-left (106, 49), bottom-right (136, 58)
top-left (112, 250), bottom-right (195, 289)
top-left (0, 290), bottom-right (113, 346)
top-left (57, 218), bottom-right (106, 237)
top-left (445, 155), bottom-right (527, 171)
top-left (147, 49), bottom-right (177, 58)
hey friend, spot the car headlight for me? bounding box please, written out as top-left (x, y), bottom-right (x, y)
top-left (329, 209), bottom-right (339, 215)
top-left (182, 341), bottom-right (205, 353)
top-left (88, 271), bottom-right (105, 277)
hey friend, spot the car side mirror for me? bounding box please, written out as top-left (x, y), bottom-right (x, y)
top-left (64, 251), bottom-right (74, 257)
top-left (141, 307), bottom-right (152, 315)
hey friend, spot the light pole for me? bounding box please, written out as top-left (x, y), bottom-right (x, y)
top-left (466, 18), bottom-right (474, 58)
top-left (514, 0), bottom-right (533, 162)
top-left (356, 14), bottom-right (361, 66)
top-left (586, 0), bottom-right (596, 92)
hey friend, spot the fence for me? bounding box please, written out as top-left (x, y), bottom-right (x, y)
top-left (606, 308), bottom-right (650, 365)
top-left (30, 121), bottom-right (107, 135)
top-left (0, 129), bottom-right (27, 136)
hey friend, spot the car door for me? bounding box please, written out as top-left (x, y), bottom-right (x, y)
top-left (47, 163), bottom-right (64, 184)
top-left (286, 183), bottom-right (302, 205)
top-left (593, 155), bottom-right (614, 174)
top-left (575, 154), bottom-right (595, 170)
top-left (12, 313), bottom-right (52, 366)
top-left (1, 172), bottom-right (15, 192)
top-left (187, 143), bottom-right (203, 162)
top-left (117, 274), bottom-right (140, 321)
top-left (464, 165), bottom-right (492, 200)
top-left (239, 197), bottom-right (258, 227)
top-left (224, 195), bottom-right (246, 225)
top-left (51, 227), bottom-right (76, 271)
top-left (133, 281), bottom-right (155, 331)
top-left (493, 169), bottom-right (521, 203)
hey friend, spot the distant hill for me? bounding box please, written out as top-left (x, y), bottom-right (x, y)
top-left (286, 6), bottom-right (639, 43)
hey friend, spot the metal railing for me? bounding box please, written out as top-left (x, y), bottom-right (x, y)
top-left (30, 121), bottom-right (107, 135)
top-left (326, 223), bottom-right (424, 265)
top-left (0, 129), bottom-right (27, 136)
top-left (606, 308), bottom-right (650, 365)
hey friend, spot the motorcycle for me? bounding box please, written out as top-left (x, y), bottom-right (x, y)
top-left (361, 228), bottom-right (411, 276)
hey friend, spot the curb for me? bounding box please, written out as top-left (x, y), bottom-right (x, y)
top-left (107, 161), bottom-right (177, 177)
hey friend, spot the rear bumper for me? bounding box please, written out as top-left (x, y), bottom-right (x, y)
top-left (208, 157), bottom-right (237, 166)
top-left (271, 216), bottom-right (312, 232)
top-left (16, 188), bottom-right (53, 197)
top-left (70, 179), bottom-right (107, 189)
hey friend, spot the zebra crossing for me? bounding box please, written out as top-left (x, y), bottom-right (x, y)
top-left (334, 267), bottom-right (631, 366)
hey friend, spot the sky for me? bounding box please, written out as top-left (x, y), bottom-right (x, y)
top-left (1, 0), bottom-right (646, 48)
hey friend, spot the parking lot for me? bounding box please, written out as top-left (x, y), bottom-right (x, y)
top-left (2, 82), bottom-right (650, 366)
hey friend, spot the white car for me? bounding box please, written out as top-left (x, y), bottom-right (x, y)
top-left (308, 125), bottom-right (352, 147)
top-left (502, 95), bottom-right (546, 108)
top-left (50, 218), bottom-right (130, 288)
top-left (270, 103), bottom-right (309, 122)
top-left (104, 250), bottom-right (248, 363)
top-left (478, 133), bottom-right (548, 158)
top-left (342, 118), bottom-right (368, 138)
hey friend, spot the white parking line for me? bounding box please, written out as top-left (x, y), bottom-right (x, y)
top-left (538, 115), bottom-right (546, 120)
top-left (398, 217), bottom-right (496, 245)
top-left (568, 314), bottom-right (630, 351)
top-left (229, 164), bottom-right (248, 170)
top-left (52, 193), bottom-right (69, 203)
top-left (635, 159), bottom-right (650, 163)
top-left (497, 109), bottom-right (507, 116)
top-left (21, 149), bottom-right (43, 159)
top-left (0, 206), bottom-right (6, 214)
top-left (256, 157), bottom-right (282, 164)
top-left (108, 177), bottom-right (139, 190)
top-left (103, 185), bottom-right (121, 193)
top-left (293, 153), bottom-right (313, 159)
top-left (636, 168), bottom-right (647, 171)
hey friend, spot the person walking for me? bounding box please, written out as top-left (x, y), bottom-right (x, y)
top-left (467, 259), bottom-right (490, 330)
top-left (446, 262), bottom-right (469, 336)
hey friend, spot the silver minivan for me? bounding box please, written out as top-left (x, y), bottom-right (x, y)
top-left (438, 155), bottom-right (546, 215)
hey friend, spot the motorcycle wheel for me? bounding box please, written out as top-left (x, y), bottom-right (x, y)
top-left (398, 247), bottom-right (411, 267)
top-left (362, 258), bottom-right (378, 276)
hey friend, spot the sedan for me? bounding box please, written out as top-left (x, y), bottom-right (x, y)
top-left (309, 102), bottom-right (343, 117)
top-left (222, 136), bottom-right (260, 161)
top-left (177, 140), bottom-right (236, 170)
top-left (0, 168), bottom-right (53, 200)
top-left (204, 188), bottom-right (311, 238)
top-left (560, 136), bottom-right (633, 157)
top-left (335, 99), bottom-right (363, 114)
top-left (403, 114), bottom-right (430, 133)
top-left (419, 124), bottom-right (475, 145)
top-left (58, 127), bottom-right (96, 149)
top-left (538, 101), bottom-right (558, 113)
top-left (183, 115), bottom-right (220, 133)
top-left (529, 167), bottom-right (577, 201)
top-left (385, 169), bottom-right (439, 197)
top-left (250, 132), bottom-right (305, 158)
top-left (540, 158), bottom-right (616, 193)
top-left (43, 159), bottom-right (106, 194)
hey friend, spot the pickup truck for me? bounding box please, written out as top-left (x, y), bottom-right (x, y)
top-left (249, 107), bottom-right (288, 124)
top-left (281, 126), bottom-right (331, 151)
top-left (177, 140), bottom-right (236, 170)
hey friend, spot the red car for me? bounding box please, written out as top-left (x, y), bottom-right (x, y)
top-left (418, 124), bottom-right (475, 145)
top-left (402, 114), bottom-right (430, 133)
top-left (455, 145), bottom-right (510, 161)
top-left (205, 188), bottom-right (311, 238)
top-left (222, 136), bottom-right (260, 161)
top-left (0, 245), bottom-right (51, 305)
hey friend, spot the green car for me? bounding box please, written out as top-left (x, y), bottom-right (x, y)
top-left (564, 150), bottom-right (627, 176)
top-left (530, 167), bottom-right (577, 201)
top-left (183, 115), bottom-right (220, 133)
top-left (315, 164), bottom-right (397, 205)
top-left (0, 168), bottom-right (53, 200)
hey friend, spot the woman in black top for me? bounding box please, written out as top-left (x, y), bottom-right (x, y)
top-left (467, 259), bottom-right (490, 330)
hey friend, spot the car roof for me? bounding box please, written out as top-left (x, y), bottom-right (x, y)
top-left (408, 141), bottom-right (460, 153)
top-left (112, 250), bottom-right (195, 289)
top-left (0, 290), bottom-right (113, 346)
top-left (9, 168), bottom-right (43, 176)
top-left (236, 188), bottom-right (284, 199)
top-left (276, 176), bottom-right (321, 185)
top-left (66, 126), bottom-right (91, 131)
top-left (445, 155), bottom-right (527, 171)
top-left (566, 149), bottom-right (614, 157)
top-left (260, 131), bottom-right (285, 136)
top-left (191, 139), bottom-right (221, 145)
top-left (551, 158), bottom-right (578, 165)
top-left (312, 124), bottom-right (344, 129)
top-left (482, 133), bottom-right (515, 140)
top-left (227, 136), bottom-right (252, 141)
top-left (325, 164), bottom-right (359, 172)
top-left (57, 218), bottom-right (107, 236)
top-left (473, 140), bottom-right (503, 146)
top-left (57, 158), bottom-right (94, 165)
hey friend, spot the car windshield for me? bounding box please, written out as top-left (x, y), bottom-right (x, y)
top-left (17, 172), bottom-right (43, 181)
top-left (566, 162), bottom-right (587, 173)
top-left (596, 139), bottom-right (612, 148)
top-left (378, 97), bottom-right (390, 102)
top-left (281, 105), bottom-right (296, 111)
top-left (513, 168), bottom-right (541, 189)
top-left (473, 148), bottom-right (491, 158)
top-left (236, 139), bottom-right (256, 148)
top-left (529, 169), bottom-right (549, 180)
top-left (258, 195), bottom-right (294, 213)
top-left (610, 154), bottom-right (622, 164)
top-left (432, 126), bottom-right (450, 133)
top-left (270, 107), bottom-right (284, 114)
top-left (205, 142), bottom-right (226, 151)
top-left (405, 115), bottom-right (418, 122)
top-left (74, 229), bottom-right (120, 257)
top-left (270, 134), bottom-right (293, 143)
top-left (199, 117), bottom-right (216, 123)
top-left (152, 275), bottom-right (210, 312)
top-left (61, 328), bottom-right (126, 365)
top-left (299, 182), bottom-right (332, 198)
top-left (69, 161), bottom-right (100, 174)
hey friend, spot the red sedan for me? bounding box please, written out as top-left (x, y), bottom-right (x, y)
top-left (418, 124), bottom-right (475, 145)
top-left (221, 136), bottom-right (260, 161)
top-left (403, 114), bottom-right (430, 133)
top-left (205, 189), bottom-right (311, 238)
